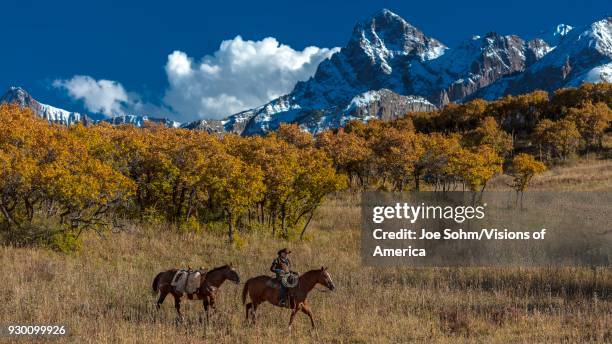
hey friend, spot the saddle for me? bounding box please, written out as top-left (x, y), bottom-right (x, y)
top-left (281, 271), bottom-right (299, 288)
top-left (265, 271), bottom-right (299, 289)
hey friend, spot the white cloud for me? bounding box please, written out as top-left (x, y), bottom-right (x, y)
top-left (163, 36), bottom-right (339, 120)
top-left (55, 36), bottom-right (338, 122)
top-left (53, 75), bottom-right (129, 116)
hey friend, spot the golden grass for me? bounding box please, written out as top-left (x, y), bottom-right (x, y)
top-left (488, 156), bottom-right (612, 191)
top-left (0, 160), bottom-right (610, 343)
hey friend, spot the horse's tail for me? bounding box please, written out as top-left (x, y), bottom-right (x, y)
top-left (241, 280), bottom-right (250, 304)
top-left (152, 272), bottom-right (163, 293)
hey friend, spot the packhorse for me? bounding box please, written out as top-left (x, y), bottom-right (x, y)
top-left (242, 267), bottom-right (335, 329)
top-left (152, 264), bottom-right (240, 321)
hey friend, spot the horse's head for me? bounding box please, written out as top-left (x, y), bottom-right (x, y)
top-left (223, 263), bottom-right (240, 284)
top-left (318, 266), bottom-right (335, 291)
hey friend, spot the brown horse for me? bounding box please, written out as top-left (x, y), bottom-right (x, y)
top-left (242, 267), bottom-right (335, 329)
top-left (152, 264), bottom-right (240, 321)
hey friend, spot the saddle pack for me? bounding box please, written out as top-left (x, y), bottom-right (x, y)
top-left (171, 269), bottom-right (203, 294)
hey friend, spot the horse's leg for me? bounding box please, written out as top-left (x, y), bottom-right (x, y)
top-left (301, 303), bottom-right (315, 329)
top-left (288, 304), bottom-right (302, 330)
top-left (201, 298), bottom-right (210, 324)
top-left (156, 289), bottom-right (169, 310)
top-left (210, 295), bottom-right (216, 310)
top-left (251, 302), bottom-right (259, 325)
top-left (245, 302), bottom-right (252, 322)
top-left (173, 293), bottom-right (182, 319)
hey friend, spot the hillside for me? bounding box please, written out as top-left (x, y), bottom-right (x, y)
top-left (1, 161), bottom-right (610, 343)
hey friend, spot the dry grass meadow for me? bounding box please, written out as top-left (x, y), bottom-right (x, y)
top-left (1, 158), bottom-right (611, 343)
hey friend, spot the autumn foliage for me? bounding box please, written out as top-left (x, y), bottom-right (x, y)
top-left (0, 83), bottom-right (609, 249)
top-left (0, 104), bottom-right (347, 246)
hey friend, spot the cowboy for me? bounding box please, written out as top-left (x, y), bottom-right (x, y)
top-left (270, 248), bottom-right (291, 307)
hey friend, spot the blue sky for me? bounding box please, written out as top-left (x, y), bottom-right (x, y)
top-left (1, 0), bottom-right (609, 121)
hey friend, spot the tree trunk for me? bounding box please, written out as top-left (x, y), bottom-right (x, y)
top-left (185, 188), bottom-right (195, 220)
top-left (258, 202), bottom-right (265, 224)
top-left (0, 202), bottom-right (17, 226)
top-left (281, 204), bottom-right (287, 237)
top-left (227, 212), bottom-right (234, 243)
top-left (176, 187), bottom-right (186, 223)
top-left (299, 211), bottom-right (314, 240)
top-left (479, 181), bottom-right (488, 202)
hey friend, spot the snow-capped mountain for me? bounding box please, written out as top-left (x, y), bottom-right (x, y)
top-left (102, 115), bottom-right (181, 128)
top-left (1, 87), bottom-right (180, 128)
top-left (203, 9), bottom-right (447, 135)
top-left (290, 9), bottom-right (446, 109)
top-left (0, 86), bottom-right (92, 126)
top-left (240, 90), bottom-right (435, 135)
top-left (3, 11), bottom-right (610, 136)
top-left (221, 11), bottom-right (610, 136)
top-left (408, 32), bottom-right (552, 105)
top-left (220, 9), bottom-right (568, 135)
top-left (477, 17), bottom-right (611, 99)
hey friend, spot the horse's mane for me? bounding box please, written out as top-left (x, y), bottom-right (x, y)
top-left (208, 264), bottom-right (230, 274)
top-left (300, 268), bottom-right (324, 278)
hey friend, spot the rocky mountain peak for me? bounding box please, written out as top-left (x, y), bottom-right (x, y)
top-left (0, 87), bottom-right (180, 128)
top-left (540, 23), bottom-right (574, 46)
top-left (1, 86), bottom-right (90, 126)
top-left (476, 17), bottom-right (611, 100)
top-left (410, 31), bottom-right (545, 105)
top-left (1, 86), bottom-right (35, 107)
top-left (588, 17), bottom-right (612, 55)
top-left (349, 9), bottom-right (446, 63)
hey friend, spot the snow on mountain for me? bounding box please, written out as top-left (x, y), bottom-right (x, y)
top-left (0, 86), bottom-right (91, 126)
top-left (408, 32), bottom-right (551, 105)
top-left (477, 17), bottom-right (611, 99)
top-left (539, 23), bottom-right (574, 47)
top-left (180, 119), bottom-right (226, 133)
top-left (1, 87), bottom-right (181, 129)
top-left (527, 38), bottom-right (554, 62)
top-left (342, 89), bottom-right (435, 121)
top-left (353, 8), bottom-right (447, 65)
top-left (240, 89), bottom-right (436, 135)
top-left (102, 115), bottom-right (181, 128)
top-left (578, 62), bottom-right (612, 84)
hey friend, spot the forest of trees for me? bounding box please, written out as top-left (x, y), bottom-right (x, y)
top-left (0, 83), bottom-right (610, 250)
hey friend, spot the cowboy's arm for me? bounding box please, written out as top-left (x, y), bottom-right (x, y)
top-left (270, 259), bottom-right (283, 275)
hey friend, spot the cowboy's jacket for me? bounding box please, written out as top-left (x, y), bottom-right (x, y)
top-left (270, 257), bottom-right (291, 279)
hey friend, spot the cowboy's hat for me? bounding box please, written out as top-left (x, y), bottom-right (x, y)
top-left (277, 248), bottom-right (291, 255)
